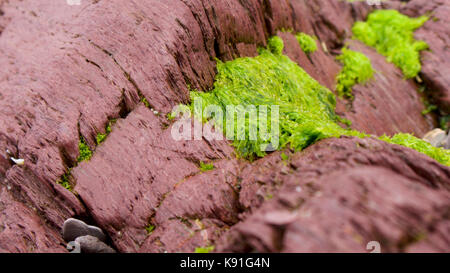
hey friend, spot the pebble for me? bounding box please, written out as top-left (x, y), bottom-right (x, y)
top-left (62, 218), bottom-right (106, 243)
top-left (75, 235), bottom-right (116, 253)
top-left (422, 128), bottom-right (447, 148)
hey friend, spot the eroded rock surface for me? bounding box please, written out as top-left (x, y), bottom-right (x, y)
top-left (218, 137), bottom-right (450, 253)
top-left (0, 0), bottom-right (449, 253)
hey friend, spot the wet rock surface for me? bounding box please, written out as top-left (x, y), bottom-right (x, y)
top-left (0, 0), bottom-right (449, 253)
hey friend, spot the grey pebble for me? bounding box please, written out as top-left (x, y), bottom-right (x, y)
top-left (75, 235), bottom-right (116, 253)
top-left (63, 218), bottom-right (106, 243)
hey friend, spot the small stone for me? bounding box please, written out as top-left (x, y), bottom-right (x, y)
top-left (422, 128), bottom-right (447, 148)
top-left (75, 235), bottom-right (116, 253)
top-left (445, 133), bottom-right (450, 150)
top-left (10, 157), bottom-right (24, 165)
top-left (62, 218), bottom-right (107, 243)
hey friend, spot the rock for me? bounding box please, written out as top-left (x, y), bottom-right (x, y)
top-left (398, 0), bottom-right (450, 114)
top-left (217, 136), bottom-right (450, 253)
top-left (445, 133), bottom-right (450, 150)
top-left (0, 186), bottom-right (66, 252)
top-left (0, 0), bottom-right (449, 253)
top-left (423, 128), bottom-right (447, 147)
top-left (75, 235), bottom-right (116, 253)
top-left (62, 218), bottom-right (106, 243)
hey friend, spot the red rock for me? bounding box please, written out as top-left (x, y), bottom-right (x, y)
top-left (0, 0), bottom-right (448, 253)
top-left (217, 137), bottom-right (450, 253)
top-left (398, 0), bottom-right (450, 114)
top-left (0, 185), bottom-right (66, 252)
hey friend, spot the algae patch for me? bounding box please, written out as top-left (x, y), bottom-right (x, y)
top-left (380, 133), bottom-right (450, 166)
top-left (96, 119), bottom-right (116, 145)
top-left (199, 161), bottom-right (214, 172)
top-left (188, 37), bottom-right (362, 160)
top-left (181, 36), bottom-right (449, 166)
top-left (295, 33), bottom-right (318, 54)
top-left (352, 10), bottom-right (429, 78)
top-left (195, 245), bottom-right (215, 253)
top-left (336, 48), bottom-right (375, 99)
top-left (77, 137), bottom-right (93, 162)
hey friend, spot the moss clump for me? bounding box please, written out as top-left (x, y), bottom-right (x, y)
top-left (380, 133), bottom-right (450, 166)
top-left (184, 36), bottom-right (449, 166)
top-left (142, 97), bottom-right (150, 108)
top-left (267, 36), bottom-right (284, 55)
top-left (195, 245), bottom-right (214, 253)
top-left (145, 224), bottom-right (155, 235)
top-left (189, 37), bottom-right (364, 160)
top-left (336, 48), bottom-right (375, 99)
top-left (57, 169), bottom-right (73, 191)
top-left (352, 10), bottom-right (429, 78)
top-left (199, 162), bottom-right (214, 172)
top-left (295, 33), bottom-right (318, 54)
top-left (96, 119), bottom-right (116, 144)
top-left (77, 138), bottom-right (92, 162)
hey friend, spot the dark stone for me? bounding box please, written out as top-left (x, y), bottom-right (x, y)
top-left (75, 235), bottom-right (116, 253)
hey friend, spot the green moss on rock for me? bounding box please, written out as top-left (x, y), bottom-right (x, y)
top-left (352, 10), bottom-right (429, 78)
top-left (189, 37), bottom-right (363, 160)
top-left (184, 36), bottom-right (449, 166)
top-left (195, 245), bottom-right (214, 253)
top-left (295, 32), bottom-right (318, 54)
top-left (96, 119), bottom-right (116, 145)
top-left (380, 133), bottom-right (450, 166)
top-left (57, 169), bottom-right (73, 191)
top-left (336, 48), bottom-right (374, 99)
top-left (199, 161), bottom-right (214, 172)
top-left (77, 138), bottom-right (92, 162)
top-left (267, 36), bottom-right (284, 55)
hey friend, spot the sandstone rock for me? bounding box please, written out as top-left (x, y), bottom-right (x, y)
top-left (0, 0), bottom-right (449, 253)
top-left (398, 0), bottom-right (450, 114)
top-left (0, 185), bottom-right (66, 253)
top-left (217, 137), bottom-right (450, 253)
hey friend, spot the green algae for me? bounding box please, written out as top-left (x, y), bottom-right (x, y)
top-left (77, 138), bottom-right (92, 162)
top-left (267, 36), bottom-right (284, 56)
top-left (181, 36), bottom-right (449, 166)
top-left (96, 119), bottom-right (116, 145)
top-left (195, 245), bottom-right (215, 253)
top-left (352, 10), bottom-right (429, 79)
top-left (380, 133), bottom-right (450, 166)
top-left (145, 224), bottom-right (155, 235)
top-left (199, 161), bottom-right (214, 172)
top-left (57, 169), bottom-right (73, 191)
top-left (295, 32), bottom-right (318, 54)
top-left (188, 37), bottom-right (364, 160)
top-left (336, 48), bottom-right (375, 99)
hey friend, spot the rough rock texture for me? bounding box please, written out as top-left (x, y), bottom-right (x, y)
top-left (398, 0), bottom-right (450, 114)
top-left (0, 0), bottom-right (449, 253)
top-left (218, 137), bottom-right (450, 253)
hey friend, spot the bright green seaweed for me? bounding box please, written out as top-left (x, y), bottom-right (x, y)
top-left (189, 37), bottom-right (363, 160)
top-left (295, 32), bottom-right (318, 54)
top-left (336, 48), bottom-right (375, 98)
top-left (380, 133), bottom-right (450, 166)
top-left (352, 10), bottom-right (429, 79)
top-left (77, 138), bottom-right (93, 162)
top-left (183, 36), bottom-right (449, 166)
